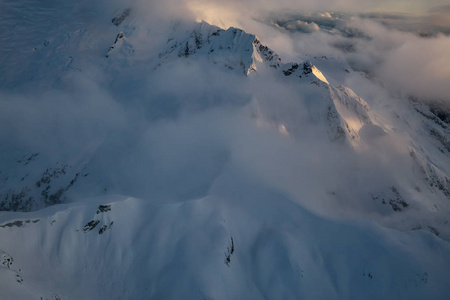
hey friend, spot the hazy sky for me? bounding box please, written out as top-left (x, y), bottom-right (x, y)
top-left (376, 0), bottom-right (450, 14)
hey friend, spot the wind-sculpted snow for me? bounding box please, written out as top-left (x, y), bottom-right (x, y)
top-left (1, 194), bottom-right (450, 299)
top-left (1, 1), bottom-right (450, 298)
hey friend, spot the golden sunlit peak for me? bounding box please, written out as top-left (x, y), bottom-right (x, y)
top-left (278, 124), bottom-right (290, 136)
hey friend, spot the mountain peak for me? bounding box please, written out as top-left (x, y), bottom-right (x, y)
top-left (157, 21), bottom-right (280, 75)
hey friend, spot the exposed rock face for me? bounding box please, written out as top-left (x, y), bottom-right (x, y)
top-left (112, 8), bottom-right (131, 26)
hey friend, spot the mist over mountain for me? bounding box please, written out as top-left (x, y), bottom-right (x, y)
top-left (1, 0), bottom-right (450, 299)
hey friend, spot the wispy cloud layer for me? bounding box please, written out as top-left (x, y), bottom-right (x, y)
top-left (128, 0), bottom-right (449, 102)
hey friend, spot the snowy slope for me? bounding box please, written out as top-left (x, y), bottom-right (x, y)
top-left (1, 1), bottom-right (450, 299)
top-left (155, 21), bottom-right (280, 75)
top-left (1, 193), bottom-right (450, 300)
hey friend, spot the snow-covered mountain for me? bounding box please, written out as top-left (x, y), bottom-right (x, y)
top-left (1, 1), bottom-right (450, 299)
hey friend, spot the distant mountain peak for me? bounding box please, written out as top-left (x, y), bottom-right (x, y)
top-left (156, 21), bottom-right (281, 75)
top-left (118, 20), bottom-right (376, 144)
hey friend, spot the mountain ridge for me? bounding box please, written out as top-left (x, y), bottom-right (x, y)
top-left (1, 3), bottom-right (450, 299)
